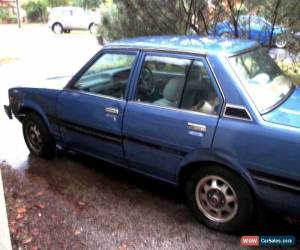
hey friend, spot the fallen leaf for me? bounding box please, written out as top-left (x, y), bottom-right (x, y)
top-left (17, 207), bottom-right (26, 214)
top-left (36, 191), bottom-right (44, 196)
top-left (32, 246), bottom-right (39, 250)
top-left (119, 243), bottom-right (127, 250)
top-left (74, 230), bottom-right (81, 235)
top-left (34, 203), bottom-right (45, 209)
top-left (77, 201), bottom-right (86, 207)
top-left (38, 212), bottom-right (42, 217)
top-left (22, 237), bottom-right (33, 244)
top-left (31, 228), bottom-right (39, 236)
top-left (16, 213), bottom-right (25, 220)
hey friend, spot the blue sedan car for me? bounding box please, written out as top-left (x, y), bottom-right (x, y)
top-left (4, 36), bottom-right (300, 233)
top-left (214, 15), bottom-right (288, 48)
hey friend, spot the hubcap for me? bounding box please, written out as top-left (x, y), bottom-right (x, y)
top-left (195, 175), bottom-right (238, 223)
top-left (54, 24), bottom-right (62, 34)
top-left (276, 35), bottom-right (287, 48)
top-left (27, 123), bottom-right (43, 153)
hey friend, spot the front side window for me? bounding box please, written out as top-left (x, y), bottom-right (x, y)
top-left (229, 47), bottom-right (293, 113)
top-left (136, 55), bottom-right (219, 115)
top-left (73, 53), bottom-right (136, 99)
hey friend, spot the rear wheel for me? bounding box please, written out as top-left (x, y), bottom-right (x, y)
top-left (23, 113), bottom-right (55, 158)
top-left (185, 165), bottom-right (254, 233)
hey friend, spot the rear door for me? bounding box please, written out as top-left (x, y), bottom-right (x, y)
top-left (123, 52), bottom-right (223, 181)
top-left (56, 50), bottom-right (138, 166)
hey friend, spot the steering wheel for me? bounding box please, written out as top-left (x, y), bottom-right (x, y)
top-left (140, 66), bottom-right (155, 95)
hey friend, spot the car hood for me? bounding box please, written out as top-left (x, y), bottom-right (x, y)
top-left (19, 75), bottom-right (71, 90)
top-left (263, 86), bottom-right (300, 128)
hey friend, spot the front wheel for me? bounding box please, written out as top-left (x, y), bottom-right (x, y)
top-left (23, 113), bottom-right (55, 158)
top-left (185, 166), bottom-right (254, 233)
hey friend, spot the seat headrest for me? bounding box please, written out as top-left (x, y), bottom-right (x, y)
top-left (163, 78), bottom-right (184, 102)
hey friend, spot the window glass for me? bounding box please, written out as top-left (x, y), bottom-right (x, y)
top-left (136, 55), bottom-right (192, 108)
top-left (181, 61), bottom-right (219, 115)
top-left (229, 47), bottom-right (293, 112)
top-left (73, 53), bottom-right (136, 99)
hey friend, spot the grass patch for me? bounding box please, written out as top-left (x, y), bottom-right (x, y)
top-left (0, 57), bottom-right (18, 65)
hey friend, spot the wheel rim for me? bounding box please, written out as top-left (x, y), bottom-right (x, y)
top-left (276, 35), bottom-right (287, 48)
top-left (53, 24), bottom-right (62, 34)
top-left (221, 32), bottom-right (232, 39)
top-left (195, 175), bottom-right (238, 223)
top-left (26, 123), bottom-right (43, 153)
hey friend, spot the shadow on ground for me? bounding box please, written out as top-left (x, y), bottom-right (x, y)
top-left (1, 151), bottom-right (299, 250)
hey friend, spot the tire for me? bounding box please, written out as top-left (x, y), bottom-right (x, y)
top-left (185, 165), bottom-right (254, 233)
top-left (23, 113), bottom-right (55, 159)
top-left (52, 23), bottom-right (63, 34)
top-left (89, 23), bottom-right (97, 34)
top-left (275, 33), bottom-right (287, 48)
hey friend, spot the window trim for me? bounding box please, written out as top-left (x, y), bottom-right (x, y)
top-left (65, 49), bottom-right (139, 101)
top-left (131, 51), bottom-right (224, 116)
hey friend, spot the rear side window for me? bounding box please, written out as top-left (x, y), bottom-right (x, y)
top-left (136, 56), bottom-right (191, 107)
top-left (181, 61), bottom-right (219, 115)
top-left (135, 55), bottom-right (219, 115)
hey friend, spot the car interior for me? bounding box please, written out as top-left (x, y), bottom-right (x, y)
top-left (73, 54), bottom-right (219, 115)
top-left (137, 60), bottom-right (219, 114)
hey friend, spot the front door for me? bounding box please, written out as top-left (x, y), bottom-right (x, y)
top-left (56, 50), bottom-right (138, 166)
top-left (123, 53), bottom-right (223, 181)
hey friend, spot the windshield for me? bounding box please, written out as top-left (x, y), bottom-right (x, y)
top-left (229, 47), bottom-right (293, 113)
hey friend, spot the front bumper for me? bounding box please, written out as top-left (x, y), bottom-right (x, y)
top-left (4, 105), bottom-right (12, 119)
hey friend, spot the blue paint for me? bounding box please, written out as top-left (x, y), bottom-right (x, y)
top-left (109, 35), bottom-right (258, 55)
top-left (263, 87), bottom-right (300, 128)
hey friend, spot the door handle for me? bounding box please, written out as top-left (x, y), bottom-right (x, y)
top-left (105, 107), bottom-right (119, 115)
top-left (187, 122), bottom-right (206, 133)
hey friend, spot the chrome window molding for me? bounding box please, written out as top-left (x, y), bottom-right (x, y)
top-left (65, 89), bottom-right (126, 103)
top-left (223, 103), bottom-right (253, 122)
top-left (127, 100), bottom-right (219, 119)
top-left (205, 57), bottom-right (226, 106)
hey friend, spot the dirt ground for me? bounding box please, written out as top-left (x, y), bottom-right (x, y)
top-left (1, 155), bottom-right (241, 250)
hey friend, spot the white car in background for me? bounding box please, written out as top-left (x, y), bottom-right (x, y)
top-left (48, 7), bottom-right (100, 34)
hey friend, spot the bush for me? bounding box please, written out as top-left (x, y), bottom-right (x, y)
top-left (22, 1), bottom-right (47, 22)
top-left (0, 8), bottom-right (10, 19)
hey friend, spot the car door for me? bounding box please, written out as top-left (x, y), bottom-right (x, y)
top-left (123, 52), bottom-right (223, 181)
top-left (249, 17), bottom-right (270, 44)
top-left (56, 50), bottom-right (138, 166)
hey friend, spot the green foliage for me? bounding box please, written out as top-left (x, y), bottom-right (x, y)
top-left (46, 0), bottom-right (70, 8)
top-left (71, 0), bottom-right (102, 8)
top-left (98, 0), bottom-right (187, 41)
top-left (0, 8), bottom-right (10, 19)
top-left (22, 1), bottom-right (47, 22)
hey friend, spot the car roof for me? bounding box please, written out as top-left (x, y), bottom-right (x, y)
top-left (105, 35), bottom-right (259, 56)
